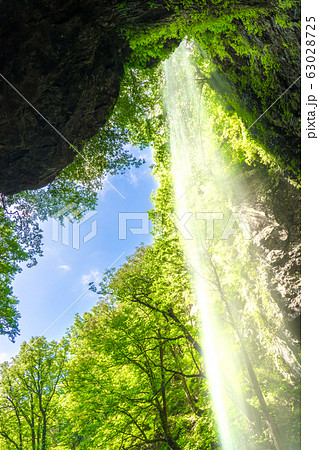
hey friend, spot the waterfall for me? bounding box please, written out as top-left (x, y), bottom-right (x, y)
top-left (164, 41), bottom-right (300, 449)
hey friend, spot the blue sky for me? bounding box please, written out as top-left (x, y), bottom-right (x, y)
top-left (0, 147), bottom-right (156, 362)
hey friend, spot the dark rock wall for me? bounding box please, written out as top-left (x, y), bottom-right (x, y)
top-left (0, 0), bottom-right (173, 194)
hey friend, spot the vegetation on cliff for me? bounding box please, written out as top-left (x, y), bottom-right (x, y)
top-left (0, 0), bottom-right (300, 447)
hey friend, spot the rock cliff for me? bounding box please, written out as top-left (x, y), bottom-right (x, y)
top-left (0, 0), bottom-right (173, 194)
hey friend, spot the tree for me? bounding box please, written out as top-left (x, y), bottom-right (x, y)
top-left (0, 208), bottom-right (25, 341)
top-left (0, 336), bottom-right (68, 449)
top-left (0, 179), bottom-right (96, 341)
top-left (147, 39), bottom-right (301, 447)
top-left (0, 135), bottom-right (143, 339)
top-left (63, 282), bottom-right (217, 449)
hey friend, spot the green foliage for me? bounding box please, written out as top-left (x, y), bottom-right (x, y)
top-left (0, 336), bottom-right (69, 449)
top-left (0, 282), bottom-right (20, 342)
top-left (0, 102), bottom-right (146, 340)
top-left (61, 244), bottom-right (218, 449)
top-left (0, 2), bottom-right (300, 447)
top-left (125, 0), bottom-right (300, 181)
top-left (61, 124), bottom-right (144, 191)
top-left (0, 180), bottom-right (97, 340)
top-left (0, 0), bottom-right (300, 339)
top-left (112, 66), bottom-right (165, 148)
top-left (0, 208), bottom-right (26, 341)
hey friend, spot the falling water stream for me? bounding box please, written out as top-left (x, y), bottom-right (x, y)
top-left (164, 42), bottom-right (300, 449)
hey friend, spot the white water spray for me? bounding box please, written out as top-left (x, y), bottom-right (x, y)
top-left (164, 42), bottom-right (300, 449)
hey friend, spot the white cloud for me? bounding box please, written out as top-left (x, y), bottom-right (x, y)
top-left (59, 265), bottom-right (71, 271)
top-left (81, 269), bottom-right (101, 286)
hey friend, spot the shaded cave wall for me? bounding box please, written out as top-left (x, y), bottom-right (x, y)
top-left (0, 0), bottom-right (176, 194)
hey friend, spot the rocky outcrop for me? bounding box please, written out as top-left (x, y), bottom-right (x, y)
top-left (233, 168), bottom-right (301, 342)
top-left (199, 8), bottom-right (301, 180)
top-left (0, 0), bottom-right (174, 194)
